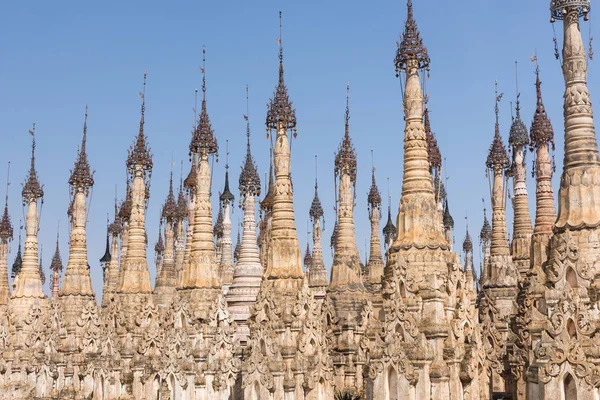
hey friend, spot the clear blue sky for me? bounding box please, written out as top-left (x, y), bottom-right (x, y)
top-left (0, 0), bottom-right (582, 298)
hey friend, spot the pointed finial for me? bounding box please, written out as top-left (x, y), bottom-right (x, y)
top-left (22, 123), bottom-right (44, 203)
top-left (162, 167), bottom-right (178, 223)
top-left (240, 86), bottom-right (261, 200)
top-left (530, 64), bottom-right (555, 150)
top-left (383, 177), bottom-right (397, 246)
top-left (310, 154), bottom-right (324, 224)
top-left (335, 84), bottom-right (357, 185)
top-left (279, 11), bottom-right (283, 64)
top-left (480, 198), bottom-right (492, 243)
top-left (509, 62), bottom-right (529, 149)
top-left (127, 72), bottom-right (153, 175)
top-left (190, 48), bottom-right (218, 157)
top-left (395, 0), bottom-right (430, 74)
top-left (486, 81), bottom-right (510, 170)
top-left (345, 83), bottom-right (350, 138)
top-left (51, 222), bottom-right (63, 272)
top-left (368, 150), bottom-right (382, 215)
top-left (220, 140), bottom-right (235, 205)
top-left (0, 161), bottom-right (13, 242)
top-left (69, 105), bottom-right (95, 194)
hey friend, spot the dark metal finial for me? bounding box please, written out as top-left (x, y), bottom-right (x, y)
top-left (0, 161), bottom-right (13, 242)
top-left (395, 0), bottom-right (430, 74)
top-left (279, 11), bottom-right (283, 64)
top-left (309, 154), bottom-right (324, 224)
top-left (22, 123), bottom-right (44, 203)
top-left (69, 105), bottom-right (95, 194)
top-left (550, 0), bottom-right (590, 21)
top-left (240, 86), bottom-right (261, 200)
top-left (190, 48), bottom-right (218, 157)
top-left (201, 46), bottom-right (207, 100)
top-left (383, 177), bottom-right (396, 246)
top-left (335, 84), bottom-right (357, 184)
top-left (126, 72), bottom-right (153, 178)
top-left (368, 150), bottom-right (382, 217)
top-left (530, 65), bottom-right (555, 150)
top-left (486, 81), bottom-right (510, 170)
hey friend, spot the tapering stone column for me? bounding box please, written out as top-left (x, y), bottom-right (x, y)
top-left (182, 156), bottom-right (197, 289)
top-left (529, 68), bottom-right (557, 270)
top-left (174, 184), bottom-right (187, 285)
top-left (60, 109), bottom-right (96, 325)
top-left (219, 158), bottom-right (235, 294)
top-left (118, 74), bottom-right (153, 298)
top-left (155, 172), bottom-right (178, 306)
top-left (11, 127), bottom-right (46, 323)
top-left (366, 167), bottom-right (384, 291)
top-left (0, 195), bottom-right (13, 308)
top-left (508, 94), bottom-right (533, 279)
top-left (227, 113), bottom-right (262, 344)
top-left (308, 172), bottom-right (328, 301)
top-left (179, 53), bottom-right (221, 317)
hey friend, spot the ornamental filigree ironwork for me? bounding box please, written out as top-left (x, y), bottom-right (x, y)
top-left (0, 204), bottom-right (13, 242)
top-left (126, 73), bottom-right (153, 177)
top-left (309, 181), bottom-right (324, 225)
top-left (486, 86), bottom-right (510, 170)
top-left (480, 209), bottom-right (492, 243)
top-left (239, 119), bottom-right (261, 200)
top-left (424, 108), bottom-right (442, 171)
top-left (367, 169), bottom-right (382, 218)
top-left (22, 131), bottom-right (44, 204)
top-left (68, 107), bottom-right (95, 195)
top-left (162, 172), bottom-right (178, 223)
top-left (334, 88), bottom-right (357, 185)
top-left (266, 14), bottom-right (297, 134)
top-left (190, 49), bottom-right (219, 157)
top-left (508, 101), bottom-right (529, 149)
top-left (550, 0), bottom-right (590, 21)
top-left (463, 230), bottom-right (473, 253)
top-left (50, 235), bottom-right (63, 272)
top-left (394, 0), bottom-right (430, 74)
top-left (176, 185), bottom-right (188, 221)
top-left (530, 69), bottom-right (555, 150)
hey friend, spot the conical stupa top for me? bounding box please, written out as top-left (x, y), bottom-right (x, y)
top-left (508, 98), bottom-right (529, 149)
top-left (530, 67), bottom-right (555, 149)
top-left (190, 47), bottom-right (219, 156)
top-left (309, 171), bottom-right (324, 222)
top-left (50, 231), bottom-right (63, 272)
top-left (480, 207), bottom-right (492, 242)
top-left (367, 167), bottom-right (382, 213)
top-left (127, 72), bottom-right (153, 174)
top-left (68, 106), bottom-right (95, 194)
top-left (220, 152), bottom-right (235, 205)
top-left (155, 226), bottom-right (165, 254)
top-left (486, 84), bottom-right (510, 169)
top-left (463, 229), bottom-right (473, 253)
top-left (443, 199), bottom-right (454, 229)
top-left (239, 103), bottom-right (261, 198)
top-left (176, 182), bottom-right (188, 221)
top-left (213, 206), bottom-right (224, 237)
top-left (100, 229), bottom-right (111, 264)
top-left (383, 203), bottom-right (397, 245)
top-left (424, 107), bottom-right (442, 170)
top-left (162, 171), bottom-right (178, 223)
top-left (22, 124), bottom-right (44, 203)
top-left (0, 199), bottom-right (13, 242)
top-left (266, 12), bottom-right (297, 132)
top-left (108, 199), bottom-right (122, 235)
top-left (394, 0), bottom-right (430, 73)
top-left (118, 181), bottom-right (133, 222)
top-left (11, 231), bottom-right (22, 279)
top-left (303, 242), bottom-right (312, 269)
top-left (334, 84), bottom-right (357, 183)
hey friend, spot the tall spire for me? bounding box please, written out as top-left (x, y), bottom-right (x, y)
top-left (219, 141), bottom-right (235, 293)
top-left (227, 88), bottom-right (264, 343)
top-left (330, 84), bottom-right (364, 291)
top-left (262, 11), bottom-right (303, 286)
top-left (391, 1), bottom-right (446, 250)
top-left (366, 151), bottom-right (384, 290)
top-left (508, 62), bottom-right (533, 278)
top-left (12, 124), bottom-right (45, 305)
top-left (0, 162), bottom-right (13, 306)
top-left (382, 178), bottom-right (396, 251)
top-left (155, 169), bottom-right (178, 299)
top-left (119, 72), bottom-right (153, 295)
top-left (529, 66), bottom-right (557, 268)
top-left (60, 106), bottom-right (95, 299)
top-left (50, 228), bottom-right (63, 299)
top-left (550, 1), bottom-right (600, 229)
top-left (11, 226), bottom-right (22, 281)
top-left (180, 47), bottom-right (221, 315)
top-left (308, 155), bottom-right (327, 299)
